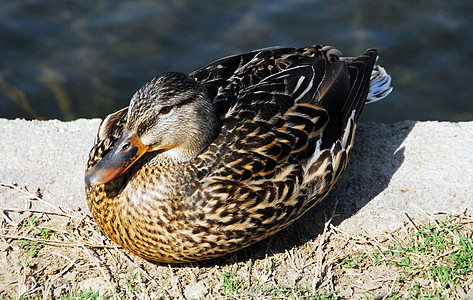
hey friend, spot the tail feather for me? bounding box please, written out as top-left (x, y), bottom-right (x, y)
top-left (367, 64), bottom-right (393, 103)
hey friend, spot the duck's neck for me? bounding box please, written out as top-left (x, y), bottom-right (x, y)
top-left (159, 146), bottom-right (207, 163)
top-left (154, 112), bottom-right (219, 164)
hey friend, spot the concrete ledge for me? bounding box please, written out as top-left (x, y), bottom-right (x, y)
top-left (0, 119), bottom-right (471, 237)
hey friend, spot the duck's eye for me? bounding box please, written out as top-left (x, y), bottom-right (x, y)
top-left (121, 142), bottom-right (131, 151)
top-left (160, 106), bottom-right (172, 114)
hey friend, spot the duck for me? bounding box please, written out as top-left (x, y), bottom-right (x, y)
top-left (85, 45), bottom-right (392, 263)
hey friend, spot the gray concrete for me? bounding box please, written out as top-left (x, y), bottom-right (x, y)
top-left (0, 118), bottom-right (100, 212)
top-left (0, 118), bottom-right (471, 237)
top-left (329, 121), bottom-right (472, 236)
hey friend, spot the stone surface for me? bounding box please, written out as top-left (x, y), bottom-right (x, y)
top-left (328, 121), bottom-right (473, 236)
top-left (0, 118), bottom-right (100, 212)
top-left (0, 118), bottom-right (472, 237)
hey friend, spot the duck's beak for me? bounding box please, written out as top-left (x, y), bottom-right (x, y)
top-left (85, 131), bottom-right (149, 187)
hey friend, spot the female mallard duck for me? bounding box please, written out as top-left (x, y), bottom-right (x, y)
top-left (85, 45), bottom-right (392, 263)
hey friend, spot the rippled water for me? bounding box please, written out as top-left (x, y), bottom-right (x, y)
top-left (1, 1), bottom-right (472, 123)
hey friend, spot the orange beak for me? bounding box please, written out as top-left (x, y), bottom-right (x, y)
top-left (85, 131), bottom-right (149, 187)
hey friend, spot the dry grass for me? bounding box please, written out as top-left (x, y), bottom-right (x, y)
top-left (1, 182), bottom-right (472, 299)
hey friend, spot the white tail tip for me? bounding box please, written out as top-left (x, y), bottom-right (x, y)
top-left (367, 64), bottom-right (393, 104)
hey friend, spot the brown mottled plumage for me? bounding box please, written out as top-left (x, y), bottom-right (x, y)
top-left (85, 45), bottom-right (392, 263)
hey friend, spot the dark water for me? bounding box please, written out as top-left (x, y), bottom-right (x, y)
top-left (1, 1), bottom-right (472, 123)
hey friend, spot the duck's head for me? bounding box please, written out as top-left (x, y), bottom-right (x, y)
top-left (85, 72), bottom-right (219, 187)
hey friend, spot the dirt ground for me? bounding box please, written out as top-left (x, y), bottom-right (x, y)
top-left (1, 183), bottom-right (472, 299)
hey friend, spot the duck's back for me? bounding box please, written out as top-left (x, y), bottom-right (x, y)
top-left (188, 46), bottom-right (376, 184)
top-left (191, 45), bottom-right (375, 153)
